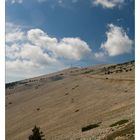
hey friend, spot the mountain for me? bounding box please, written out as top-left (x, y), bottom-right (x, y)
top-left (6, 60), bottom-right (135, 140)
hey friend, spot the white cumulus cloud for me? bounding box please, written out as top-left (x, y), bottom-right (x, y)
top-left (95, 24), bottom-right (133, 58)
top-left (27, 29), bottom-right (91, 60)
top-left (57, 38), bottom-right (91, 60)
top-left (92, 0), bottom-right (125, 8)
top-left (6, 23), bottom-right (92, 82)
top-left (6, 22), bottom-right (26, 43)
top-left (20, 43), bottom-right (58, 65)
top-left (6, 31), bottom-right (25, 43)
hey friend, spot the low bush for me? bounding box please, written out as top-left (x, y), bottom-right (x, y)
top-left (110, 119), bottom-right (129, 127)
top-left (29, 125), bottom-right (45, 140)
top-left (81, 123), bottom-right (100, 132)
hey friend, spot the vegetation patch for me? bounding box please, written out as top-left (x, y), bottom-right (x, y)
top-left (107, 122), bottom-right (134, 140)
top-left (83, 68), bottom-right (105, 75)
top-left (81, 123), bottom-right (100, 132)
top-left (6, 82), bottom-right (18, 89)
top-left (65, 92), bottom-right (69, 95)
top-left (83, 70), bottom-right (94, 74)
top-left (29, 125), bottom-right (45, 140)
top-left (50, 75), bottom-right (64, 81)
top-left (110, 119), bottom-right (129, 127)
top-left (36, 108), bottom-right (40, 111)
top-left (75, 109), bottom-right (79, 112)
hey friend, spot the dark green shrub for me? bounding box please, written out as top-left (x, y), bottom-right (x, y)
top-left (81, 123), bottom-right (100, 132)
top-left (29, 125), bottom-right (45, 140)
top-left (110, 119), bottom-right (129, 127)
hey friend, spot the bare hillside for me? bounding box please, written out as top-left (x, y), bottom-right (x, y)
top-left (6, 60), bottom-right (135, 140)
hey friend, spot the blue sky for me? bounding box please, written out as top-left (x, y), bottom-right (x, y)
top-left (6, 0), bottom-right (134, 82)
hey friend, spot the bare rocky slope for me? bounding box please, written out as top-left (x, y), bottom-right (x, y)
top-left (6, 60), bottom-right (135, 140)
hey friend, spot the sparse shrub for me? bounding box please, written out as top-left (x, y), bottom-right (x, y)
top-left (110, 119), bottom-right (129, 127)
top-left (81, 123), bottom-right (100, 132)
top-left (8, 102), bottom-right (12, 105)
top-left (36, 108), bottom-right (40, 111)
top-left (107, 71), bottom-right (111, 75)
top-left (119, 69), bottom-right (123, 72)
top-left (29, 125), bottom-right (45, 140)
top-left (75, 109), bottom-right (79, 112)
top-left (50, 75), bottom-right (63, 81)
top-left (6, 82), bottom-right (18, 89)
top-left (83, 70), bottom-right (94, 74)
top-left (65, 93), bottom-right (69, 95)
top-left (124, 89), bottom-right (128, 92)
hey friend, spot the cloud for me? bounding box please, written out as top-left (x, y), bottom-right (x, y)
top-left (27, 29), bottom-right (58, 50)
top-left (6, 31), bottom-right (25, 43)
top-left (92, 0), bottom-right (125, 8)
top-left (6, 44), bottom-right (21, 60)
top-left (20, 43), bottom-right (58, 65)
top-left (95, 24), bottom-right (133, 58)
top-left (6, 22), bottom-right (133, 82)
top-left (6, 23), bottom-right (92, 82)
top-left (27, 29), bottom-right (91, 60)
top-left (56, 37), bottom-right (91, 60)
top-left (6, 59), bottom-right (65, 83)
top-left (94, 52), bottom-right (105, 58)
top-left (6, 0), bottom-right (126, 9)
top-left (6, 22), bottom-right (27, 43)
top-left (6, 22), bottom-right (22, 32)
top-left (6, 0), bottom-right (23, 4)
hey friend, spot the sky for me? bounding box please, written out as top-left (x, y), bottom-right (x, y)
top-left (6, 0), bottom-right (135, 83)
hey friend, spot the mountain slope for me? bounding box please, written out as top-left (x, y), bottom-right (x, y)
top-left (6, 60), bottom-right (135, 140)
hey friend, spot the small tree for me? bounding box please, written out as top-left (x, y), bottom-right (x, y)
top-left (29, 125), bottom-right (45, 140)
